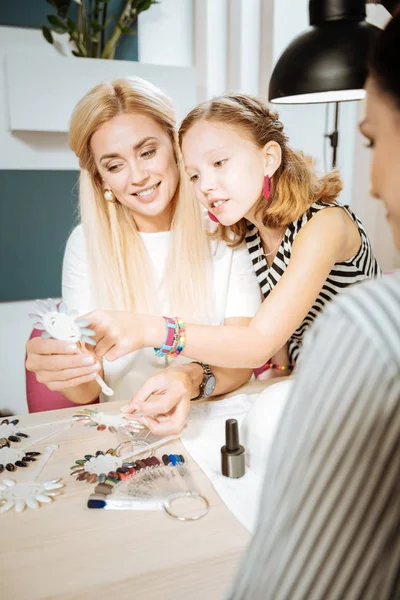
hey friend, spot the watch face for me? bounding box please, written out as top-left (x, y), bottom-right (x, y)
top-left (204, 374), bottom-right (216, 397)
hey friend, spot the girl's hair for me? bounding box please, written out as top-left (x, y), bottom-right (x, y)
top-left (369, 11), bottom-right (400, 109)
top-left (179, 93), bottom-right (343, 246)
top-left (69, 76), bottom-right (211, 320)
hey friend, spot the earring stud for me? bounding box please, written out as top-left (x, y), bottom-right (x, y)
top-left (104, 189), bottom-right (116, 203)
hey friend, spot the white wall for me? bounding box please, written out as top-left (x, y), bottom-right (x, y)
top-left (138, 0), bottom-right (193, 67)
top-left (227, 0), bottom-right (261, 94)
top-left (6, 51), bottom-right (195, 133)
top-left (0, 26), bottom-right (75, 170)
top-left (194, 0), bottom-right (229, 101)
top-left (194, 0), bottom-right (269, 102)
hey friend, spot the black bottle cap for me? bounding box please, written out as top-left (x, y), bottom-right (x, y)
top-left (225, 418), bottom-right (240, 451)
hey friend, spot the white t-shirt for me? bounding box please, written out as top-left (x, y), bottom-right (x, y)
top-left (62, 225), bottom-right (261, 402)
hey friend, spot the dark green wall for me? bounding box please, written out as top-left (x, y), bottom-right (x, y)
top-left (0, 0), bottom-right (139, 61)
top-left (0, 0), bottom-right (59, 28)
top-left (0, 171), bottom-right (80, 302)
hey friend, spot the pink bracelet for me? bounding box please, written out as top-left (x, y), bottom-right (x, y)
top-left (154, 317), bottom-right (177, 357)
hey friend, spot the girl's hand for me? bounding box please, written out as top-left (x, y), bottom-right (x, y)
top-left (82, 310), bottom-right (163, 360)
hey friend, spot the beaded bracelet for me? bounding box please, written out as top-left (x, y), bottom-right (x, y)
top-left (267, 362), bottom-right (294, 371)
top-left (169, 317), bottom-right (185, 358)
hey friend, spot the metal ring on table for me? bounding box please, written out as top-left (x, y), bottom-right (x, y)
top-left (163, 491), bottom-right (210, 522)
top-left (115, 439), bottom-right (154, 459)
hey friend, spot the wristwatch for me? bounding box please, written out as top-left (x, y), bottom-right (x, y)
top-left (190, 361), bottom-right (216, 401)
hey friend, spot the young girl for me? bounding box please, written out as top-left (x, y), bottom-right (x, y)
top-left (82, 93), bottom-right (380, 429)
top-left (25, 78), bottom-right (261, 428)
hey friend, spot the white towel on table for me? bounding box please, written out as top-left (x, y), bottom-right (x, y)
top-left (181, 379), bottom-right (293, 532)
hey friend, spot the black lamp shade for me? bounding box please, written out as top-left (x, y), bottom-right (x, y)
top-left (269, 2), bottom-right (380, 104)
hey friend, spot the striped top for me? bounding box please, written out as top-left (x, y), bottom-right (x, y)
top-left (229, 272), bottom-right (400, 600)
top-left (245, 201), bottom-right (381, 363)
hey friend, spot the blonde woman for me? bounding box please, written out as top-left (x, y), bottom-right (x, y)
top-left (25, 78), bottom-right (261, 431)
top-left (83, 93), bottom-right (380, 432)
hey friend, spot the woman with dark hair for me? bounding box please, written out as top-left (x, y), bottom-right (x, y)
top-left (228, 11), bottom-right (400, 600)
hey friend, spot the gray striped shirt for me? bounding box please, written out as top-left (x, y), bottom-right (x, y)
top-left (229, 273), bottom-right (400, 600)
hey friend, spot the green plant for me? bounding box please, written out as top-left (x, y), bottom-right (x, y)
top-left (42, 0), bottom-right (159, 59)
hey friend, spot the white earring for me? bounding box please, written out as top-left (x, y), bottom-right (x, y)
top-left (104, 189), bottom-right (116, 203)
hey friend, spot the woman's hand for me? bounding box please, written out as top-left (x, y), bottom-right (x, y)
top-left (120, 364), bottom-right (203, 436)
top-left (25, 337), bottom-right (102, 391)
top-left (82, 310), bottom-right (164, 360)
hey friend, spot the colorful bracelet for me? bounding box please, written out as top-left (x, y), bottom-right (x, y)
top-left (154, 316), bottom-right (186, 358)
top-left (267, 362), bottom-right (294, 371)
top-left (154, 317), bottom-right (178, 357)
top-left (169, 317), bottom-right (185, 358)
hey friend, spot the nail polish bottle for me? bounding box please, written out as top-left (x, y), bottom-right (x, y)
top-left (221, 418), bottom-right (245, 478)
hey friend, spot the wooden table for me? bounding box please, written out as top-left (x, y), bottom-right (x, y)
top-left (1, 380), bottom-right (274, 600)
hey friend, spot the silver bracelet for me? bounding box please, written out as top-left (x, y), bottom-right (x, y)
top-left (163, 491), bottom-right (210, 521)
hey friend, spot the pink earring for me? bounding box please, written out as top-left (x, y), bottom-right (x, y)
top-left (263, 175), bottom-right (271, 200)
top-left (208, 211), bottom-right (219, 223)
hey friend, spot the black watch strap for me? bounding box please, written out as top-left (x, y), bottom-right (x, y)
top-left (190, 361), bottom-right (215, 401)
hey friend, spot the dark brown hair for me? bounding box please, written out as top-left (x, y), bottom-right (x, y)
top-left (369, 11), bottom-right (400, 109)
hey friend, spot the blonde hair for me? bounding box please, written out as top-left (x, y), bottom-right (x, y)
top-left (69, 77), bottom-right (210, 319)
top-left (179, 93), bottom-right (343, 246)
